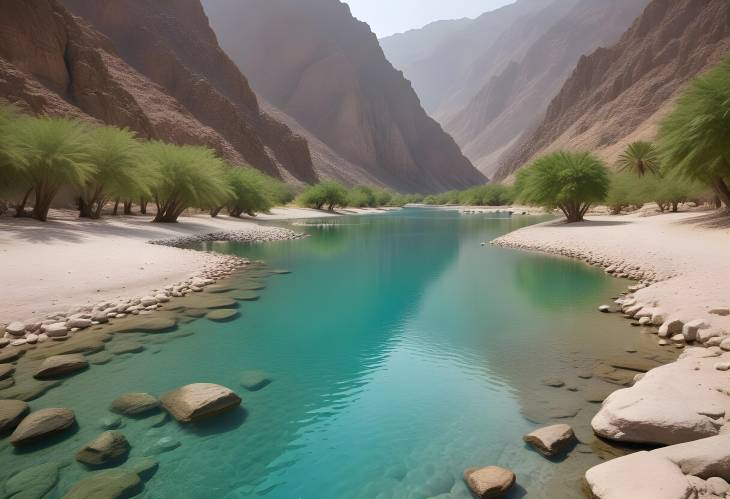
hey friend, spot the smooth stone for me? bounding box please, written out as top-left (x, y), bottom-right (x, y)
top-left (4, 462), bottom-right (59, 499)
top-left (104, 316), bottom-right (177, 334)
top-left (125, 458), bottom-right (159, 481)
top-left (67, 318), bottom-right (92, 329)
top-left (0, 377), bottom-right (14, 390)
top-left (161, 383), bottom-right (241, 423)
top-left (100, 415), bottom-right (123, 430)
top-left (88, 352), bottom-right (114, 365)
top-left (654, 434), bottom-right (730, 481)
top-left (44, 322), bottom-right (69, 337)
top-left (63, 469), bottom-right (142, 499)
top-left (34, 354), bottom-right (89, 379)
top-left (206, 309), bottom-right (239, 322)
top-left (239, 370), bottom-right (272, 391)
top-left (707, 477), bottom-right (730, 495)
top-left (0, 399), bottom-right (30, 433)
top-left (0, 364), bottom-right (15, 380)
top-left (683, 319), bottom-right (710, 342)
top-left (523, 424), bottom-right (576, 457)
top-left (232, 291), bottom-right (259, 302)
top-left (183, 309), bottom-right (207, 318)
top-left (659, 319), bottom-right (684, 338)
top-left (0, 380), bottom-right (62, 402)
top-left (463, 466), bottom-right (516, 498)
top-left (541, 377), bottom-right (565, 388)
top-left (709, 309), bottom-right (730, 317)
top-left (5, 321), bottom-right (26, 336)
top-left (107, 341), bottom-right (144, 355)
top-left (111, 393), bottom-right (160, 417)
top-left (26, 334), bottom-right (106, 360)
top-left (143, 436), bottom-right (180, 456)
top-left (145, 412), bottom-right (168, 428)
top-left (714, 362), bottom-right (730, 371)
top-left (76, 431), bottom-right (130, 467)
top-left (9, 408), bottom-right (75, 446)
top-left (0, 348), bottom-right (21, 363)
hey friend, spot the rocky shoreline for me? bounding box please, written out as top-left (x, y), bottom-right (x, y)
top-left (487, 220), bottom-right (730, 499)
top-left (148, 226), bottom-right (306, 248)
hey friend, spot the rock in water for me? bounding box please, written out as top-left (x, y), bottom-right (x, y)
top-left (160, 383), bottom-right (241, 422)
top-left (125, 458), bottom-right (159, 481)
top-left (206, 309), bottom-right (239, 322)
top-left (63, 469), bottom-right (142, 499)
top-left (240, 370), bottom-right (272, 391)
top-left (34, 354), bottom-right (88, 379)
top-left (463, 466), bottom-right (516, 498)
top-left (0, 399), bottom-right (30, 433)
top-left (111, 393), bottom-right (160, 416)
top-left (523, 424), bottom-right (576, 457)
top-left (4, 462), bottom-right (60, 499)
top-left (9, 408), bottom-right (75, 446)
top-left (76, 431), bottom-right (130, 467)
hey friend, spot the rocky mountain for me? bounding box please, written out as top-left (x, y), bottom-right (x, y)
top-left (0, 0), bottom-right (247, 165)
top-left (60, 0), bottom-right (315, 183)
top-left (202, 0), bottom-right (485, 193)
top-left (382, 0), bottom-right (649, 177)
top-left (495, 0), bottom-right (730, 181)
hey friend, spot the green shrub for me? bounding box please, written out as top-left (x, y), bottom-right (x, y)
top-left (297, 181), bottom-right (349, 211)
top-left (222, 167), bottom-right (283, 218)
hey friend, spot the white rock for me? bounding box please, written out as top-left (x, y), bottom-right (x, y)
top-left (598, 305), bottom-right (611, 313)
top-left (660, 319), bottom-right (684, 338)
top-left (140, 296), bottom-right (157, 307)
top-left (639, 317), bottom-right (652, 326)
top-left (523, 424), bottom-right (576, 457)
top-left (714, 363), bottom-right (730, 371)
top-left (671, 334), bottom-right (685, 342)
top-left (66, 318), bottom-right (92, 329)
top-left (5, 322), bottom-right (25, 337)
top-left (43, 323), bottom-right (68, 338)
top-left (699, 328), bottom-right (724, 344)
top-left (707, 477), bottom-right (730, 496)
top-left (26, 334), bottom-right (38, 344)
top-left (154, 294), bottom-right (169, 303)
top-left (652, 312), bottom-right (667, 326)
top-left (684, 319), bottom-right (710, 342)
top-left (10, 339), bottom-right (27, 347)
top-left (654, 435), bottom-right (730, 481)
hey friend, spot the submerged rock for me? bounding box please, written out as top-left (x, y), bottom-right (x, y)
top-left (4, 462), bottom-right (60, 499)
top-left (463, 466), bottom-right (515, 498)
top-left (76, 431), bottom-right (130, 467)
top-left (125, 457), bottom-right (159, 481)
top-left (206, 309), bottom-right (239, 322)
top-left (143, 436), bottom-right (180, 456)
top-left (523, 424), bottom-right (576, 457)
top-left (63, 469), bottom-right (141, 499)
top-left (100, 415), bottom-right (123, 430)
top-left (240, 370), bottom-right (272, 391)
top-left (161, 383), bottom-right (241, 423)
top-left (0, 399), bottom-right (30, 433)
top-left (34, 354), bottom-right (89, 379)
top-left (9, 408), bottom-right (75, 446)
top-left (111, 393), bottom-right (160, 416)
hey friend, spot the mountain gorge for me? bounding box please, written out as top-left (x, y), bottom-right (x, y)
top-left (202, 0), bottom-right (485, 193)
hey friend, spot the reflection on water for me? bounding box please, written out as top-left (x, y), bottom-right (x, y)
top-left (0, 209), bottom-right (668, 498)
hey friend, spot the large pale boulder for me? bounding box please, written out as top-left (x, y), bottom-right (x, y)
top-left (0, 399), bottom-right (30, 433)
top-left (585, 451), bottom-right (693, 499)
top-left (110, 393), bottom-right (160, 416)
top-left (654, 434), bottom-right (730, 481)
top-left (463, 466), bottom-right (515, 498)
top-left (592, 348), bottom-right (730, 445)
top-left (76, 431), bottom-right (130, 467)
top-left (160, 383), bottom-right (241, 422)
top-left (63, 469), bottom-right (141, 499)
top-left (34, 354), bottom-right (89, 379)
top-left (9, 408), bottom-right (75, 446)
top-left (683, 319), bottom-right (710, 342)
top-left (5, 322), bottom-right (26, 337)
top-left (523, 424), bottom-right (576, 457)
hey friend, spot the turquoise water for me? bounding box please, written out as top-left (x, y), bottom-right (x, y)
top-left (3, 208), bottom-right (650, 498)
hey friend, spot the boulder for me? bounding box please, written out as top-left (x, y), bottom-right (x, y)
top-left (107, 341), bottom-right (144, 355)
top-left (76, 431), bottom-right (130, 467)
top-left (659, 319), bottom-right (684, 338)
top-left (140, 296), bottom-right (158, 307)
top-left (5, 321), bottom-right (26, 337)
top-left (111, 393), bottom-right (160, 416)
top-left (0, 348), bottom-right (20, 363)
top-left (67, 318), bottom-right (92, 329)
top-left (34, 354), bottom-right (89, 379)
top-left (160, 383), bottom-right (241, 422)
top-left (463, 466), bottom-right (516, 498)
top-left (0, 364), bottom-right (14, 380)
top-left (707, 477), bottom-right (730, 496)
top-left (0, 399), bottom-right (30, 433)
top-left (9, 408), bottom-right (75, 446)
top-left (44, 322), bottom-right (69, 338)
top-left (63, 469), bottom-right (141, 499)
top-left (92, 310), bottom-right (109, 324)
top-left (523, 424), bottom-right (576, 457)
top-left (683, 319), bottom-right (710, 342)
top-left (592, 349), bottom-right (730, 445)
top-left (585, 451), bottom-right (693, 499)
top-left (654, 434), bottom-right (730, 481)
top-left (125, 458), bottom-right (159, 481)
top-left (4, 462), bottom-right (59, 499)
top-left (143, 436), bottom-right (180, 456)
top-left (206, 309), bottom-right (239, 322)
top-left (598, 305), bottom-right (611, 313)
top-left (240, 370), bottom-right (272, 391)
top-left (100, 415), bottom-right (123, 430)
top-left (720, 338), bottom-right (730, 351)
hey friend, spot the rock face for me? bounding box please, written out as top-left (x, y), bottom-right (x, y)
top-left (34, 354), bottom-right (89, 379)
top-left (61, 0), bottom-right (316, 182)
top-left (0, 399), bottom-right (30, 433)
top-left (110, 393), bottom-right (160, 416)
top-left (463, 466), bottom-right (516, 498)
top-left (76, 431), bottom-right (131, 467)
top-left (161, 383), bottom-right (241, 423)
top-left (592, 348), bottom-right (730, 445)
top-left (381, 0), bottom-right (648, 177)
top-left (523, 424), bottom-right (576, 457)
top-left (496, 0), bottom-right (730, 180)
top-left (202, 0), bottom-right (485, 193)
top-left (9, 408), bottom-right (75, 446)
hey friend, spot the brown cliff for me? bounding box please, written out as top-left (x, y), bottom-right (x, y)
top-left (202, 0), bottom-right (485, 193)
top-left (495, 0), bottom-right (730, 181)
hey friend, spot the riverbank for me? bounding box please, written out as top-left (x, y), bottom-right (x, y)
top-left (0, 206), bottom-right (392, 326)
top-left (492, 208), bottom-right (730, 497)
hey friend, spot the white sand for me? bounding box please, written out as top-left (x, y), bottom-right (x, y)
top-left (493, 209), bottom-right (730, 333)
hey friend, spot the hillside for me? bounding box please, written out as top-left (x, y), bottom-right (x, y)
top-left (202, 0), bottom-right (485, 193)
top-left (495, 0), bottom-right (730, 181)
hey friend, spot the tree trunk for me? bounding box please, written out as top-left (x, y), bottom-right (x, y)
top-left (210, 206), bottom-right (223, 218)
top-left (112, 199), bottom-right (120, 216)
top-left (671, 202), bottom-right (679, 212)
top-left (79, 197), bottom-right (94, 218)
top-left (139, 198), bottom-right (148, 215)
top-left (123, 201), bottom-right (132, 215)
top-left (14, 188), bottom-right (32, 217)
top-left (711, 176), bottom-right (730, 210)
top-left (31, 189), bottom-right (57, 222)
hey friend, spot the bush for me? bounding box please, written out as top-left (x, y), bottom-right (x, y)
top-left (221, 167), bottom-right (284, 218)
top-left (514, 151), bottom-right (610, 222)
top-left (297, 181), bottom-right (349, 211)
top-left (145, 142), bottom-right (231, 223)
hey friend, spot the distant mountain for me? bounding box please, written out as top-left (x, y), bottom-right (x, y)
top-left (202, 0), bottom-right (485, 193)
top-left (0, 0), bottom-right (250, 168)
top-left (495, 0), bottom-right (730, 181)
top-left (381, 0), bottom-right (649, 177)
top-left (61, 0), bottom-right (316, 183)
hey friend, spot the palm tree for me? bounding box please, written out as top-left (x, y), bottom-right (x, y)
top-left (0, 104), bottom-right (31, 216)
top-left (79, 126), bottom-right (152, 219)
top-left (145, 142), bottom-right (231, 223)
top-left (658, 55), bottom-right (730, 209)
top-left (12, 116), bottom-right (93, 221)
top-left (515, 151), bottom-right (610, 222)
top-left (616, 141), bottom-right (660, 177)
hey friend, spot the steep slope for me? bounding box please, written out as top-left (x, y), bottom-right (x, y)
top-left (202, 0), bottom-right (485, 193)
top-left (61, 0), bottom-right (315, 182)
top-left (446, 0), bottom-right (649, 176)
top-left (495, 0), bottom-right (730, 181)
top-left (380, 0), bottom-right (559, 119)
top-left (0, 0), bottom-right (244, 164)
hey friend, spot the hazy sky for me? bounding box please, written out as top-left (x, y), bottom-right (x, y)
top-left (345, 0), bottom-right (516, 38)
